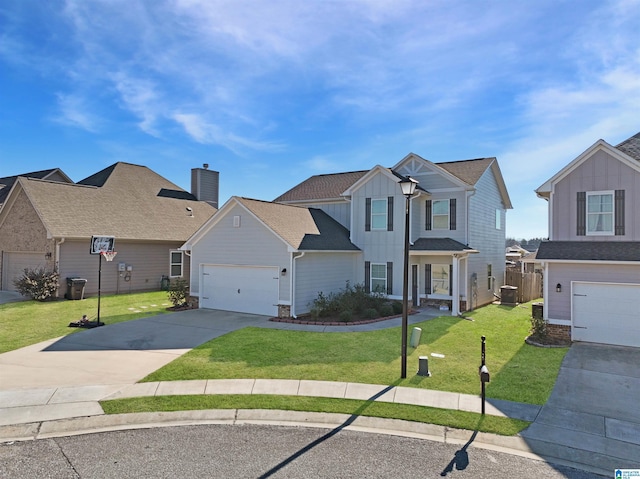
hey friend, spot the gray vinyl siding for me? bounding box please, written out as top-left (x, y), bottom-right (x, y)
top-left (467, 167), bottom-right (507, 307)
top-left (294, 252), bottom-right (360, 315)
top-left (59, 240), bottom-right (186, 297)
top-left (546, 262), bottom-right (640, 322)
top-left (189, 203), bottom-right (291, 302)
top-left (293, 202), bottom-right (351, 230)
top-left (551, 149), bottom-right (640, 241)
top-left (352, 172), bottom-right (405, 296)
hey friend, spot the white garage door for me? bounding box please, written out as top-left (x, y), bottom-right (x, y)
top-left (2, 252), bottom-right (46, 291)
top-left (201, 265), bottom-right (279, 316)
top-left (572, 282), bottom-right (640, 347)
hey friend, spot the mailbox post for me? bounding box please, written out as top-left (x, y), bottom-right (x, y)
top-left (479, 335), bottom-right (490, 414)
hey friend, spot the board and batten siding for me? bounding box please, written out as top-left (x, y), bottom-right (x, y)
top-left (351, 172), bottom-right (406, 296)
top-left (467, 166), bottom-right (507, 307)
top-left (545, 262), bottom-right (640, 323)
top-left (189, 203), bottom-right (291, 303)
top-left (294, 252), bottom-right (359, 315)
top-left (300, 202), bottom-right (351, 230)
top-left (551, 149), bottom-right (640, 241)
top-left (59, 240), bottom-right (186, 297)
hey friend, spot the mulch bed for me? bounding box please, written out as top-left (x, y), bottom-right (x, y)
top-left (525, 335), bottom-right (571, 348)
top-left (269, 311), bottom-right (418, 326)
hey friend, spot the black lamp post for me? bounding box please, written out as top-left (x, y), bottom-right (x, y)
top-left (400, 176), bottom-right (418, 378)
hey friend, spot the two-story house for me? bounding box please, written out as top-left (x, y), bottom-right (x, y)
top-left (182, 153), bottom-right (511, 318)
top-left (535, 132), bottom-right (640, 347)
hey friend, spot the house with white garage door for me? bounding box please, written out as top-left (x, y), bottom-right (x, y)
top-left (535, 131), bottom-right (640, 347)
top-left (183, 153), bottom-right (512, 318)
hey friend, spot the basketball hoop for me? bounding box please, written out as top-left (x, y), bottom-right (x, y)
top-left (101, 251), bottom-right (118, 262)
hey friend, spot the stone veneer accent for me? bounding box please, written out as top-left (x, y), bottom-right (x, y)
top-left (278, 304), bottom-right (291, 318)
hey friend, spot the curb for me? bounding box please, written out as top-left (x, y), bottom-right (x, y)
top-left (0, 409), bottom-right (543, 461)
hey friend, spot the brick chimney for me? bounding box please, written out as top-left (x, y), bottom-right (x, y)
top-left (191, 164), bottom-right (219, 208)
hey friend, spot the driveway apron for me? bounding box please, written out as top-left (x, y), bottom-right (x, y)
top-left (521, 342), bottom-right (640, 471)
top-left (0, 309), bottom-right (270, 389)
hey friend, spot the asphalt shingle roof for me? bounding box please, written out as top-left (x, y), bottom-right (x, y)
top-left (274, 170), bottom-right (368, 203)
top-left (0, 168), bottom-right (71, 205)
top-left (17, 162), bottom-right (215, 242)
top-left (615, 131), bottom-right (640, 161)
top-left (411, 237), bottom-right (477, 252)
top-left (236, 197), bottom-right (359, 251)
top-left (274, 158), bottom-right (497, 203)
top-left (537, 241), bottom-right (640, 262)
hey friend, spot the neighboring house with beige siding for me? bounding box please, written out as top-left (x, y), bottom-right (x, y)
top-left (183, 153), bottom-right (511, 318)
top-left (535, 131), bottom-right (640, 347)
top-left (0, 162), bottom-right (217, 298)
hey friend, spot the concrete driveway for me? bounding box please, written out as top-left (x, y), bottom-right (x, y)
top-left (522, 342), bottom-right (640, 471)
top-left (0, 309), bottom-right (270, 389)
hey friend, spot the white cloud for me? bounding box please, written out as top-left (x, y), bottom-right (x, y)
top-left (53, 93), bottom-right (100, 132)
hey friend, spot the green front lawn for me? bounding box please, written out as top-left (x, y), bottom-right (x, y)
top-left (143, 301), bottom-right (567, 405)
top-left (0, 291), bottom-right (171, 353)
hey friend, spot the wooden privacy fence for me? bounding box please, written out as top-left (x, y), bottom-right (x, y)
top-left (504, 269), bottom-right (543, 303)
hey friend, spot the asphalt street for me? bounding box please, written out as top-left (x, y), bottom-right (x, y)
top-left (0, 424), bottom-right (604, 479)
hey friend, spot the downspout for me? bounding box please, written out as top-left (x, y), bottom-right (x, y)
top-left (465, 189), bottom-right (476, 247)
top-left (291, 251), bottom-right (306, 318)
top-left (55, 238), bottom-right (65, 298)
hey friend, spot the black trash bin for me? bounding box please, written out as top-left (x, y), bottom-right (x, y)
top-left (66, 277), bottom-right (87, 300)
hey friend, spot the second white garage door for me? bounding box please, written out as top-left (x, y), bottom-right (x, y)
top-left (201, 265), bottom-right (279, 316)
top-left (572, 282), bottom-right (640, 347)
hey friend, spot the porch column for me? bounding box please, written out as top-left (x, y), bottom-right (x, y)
top-left (451, 254), bottom-right (460, 316)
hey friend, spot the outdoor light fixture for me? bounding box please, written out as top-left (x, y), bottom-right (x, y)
top-left (400, 176), bottom-right (419, 379)
top-left (281, 268), bottom-right (287, 276)
top-left (556, 283), bottom-right (562, 293)
top-left (45, 252), bottom-right (52, 259)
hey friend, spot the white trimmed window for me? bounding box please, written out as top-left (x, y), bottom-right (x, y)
top-left (586, 191), bottom-right (614, 235)
top-left (432, 264), bottom-right (449, 295)
top-left (432, 199), bottom-right (450, 229)
top-left (170, 251), bottom-right (184, 277)
top-left (371, 199), bottom-right (388, 230)
top-left (371, 263), bottom-right (387, 293)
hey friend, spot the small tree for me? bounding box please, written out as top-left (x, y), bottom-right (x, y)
top-left (13, 267), bottom-right (60, 301)
top-left (167, 277), bottom-right (189, 308)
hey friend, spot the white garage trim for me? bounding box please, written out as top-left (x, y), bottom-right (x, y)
top-left (200, 264), bottom-right (279, 316)
top-left (2, 251), bottom-right (47, 291)
top-left (571, 281), bottom-right (640, 347)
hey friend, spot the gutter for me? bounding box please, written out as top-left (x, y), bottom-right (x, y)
top-left (290, 252), bottom-right (305, 318)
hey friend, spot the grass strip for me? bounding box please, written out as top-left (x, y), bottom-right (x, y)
top-left (100, 395), bottom-right (529, 436)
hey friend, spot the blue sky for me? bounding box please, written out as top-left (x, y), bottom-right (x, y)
top-left (1, 0), bottom-right (639, 240)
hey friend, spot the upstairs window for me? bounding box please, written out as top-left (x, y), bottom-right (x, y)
top-left (426, 198), bottom-right (456, 230)
top-left (371, 199), bottom-right (388, 230)
top-left (577, 190), bottom-right (624, 236)
top-left (587, 191), bottom-right (613, 235)
top-left (365, 197), bottom-right (394, 231)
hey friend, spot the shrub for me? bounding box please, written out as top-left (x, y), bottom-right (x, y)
top-left (308, 281), bottom-right (390, 321)
top-left (392, 301), bottom-right (403, 314)
top-left (363, 308), bottom-right (378, 319)
top-left (168, 278), bottom-right (189, 308)
top-left (13, 267), bottom-right (60, 301)
top-left (339, 310), bottom-right (353, 322)
top-left (380, 303), bottom-right (394, 317)
top-left (530, 311), bottom-right (547, 339)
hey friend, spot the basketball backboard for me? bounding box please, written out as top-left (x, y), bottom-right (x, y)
top-left (90, 235), bottom-right (115, 255)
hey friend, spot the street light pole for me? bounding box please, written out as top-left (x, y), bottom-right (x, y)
top-left (399, 177), bottom-right (418, 379)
